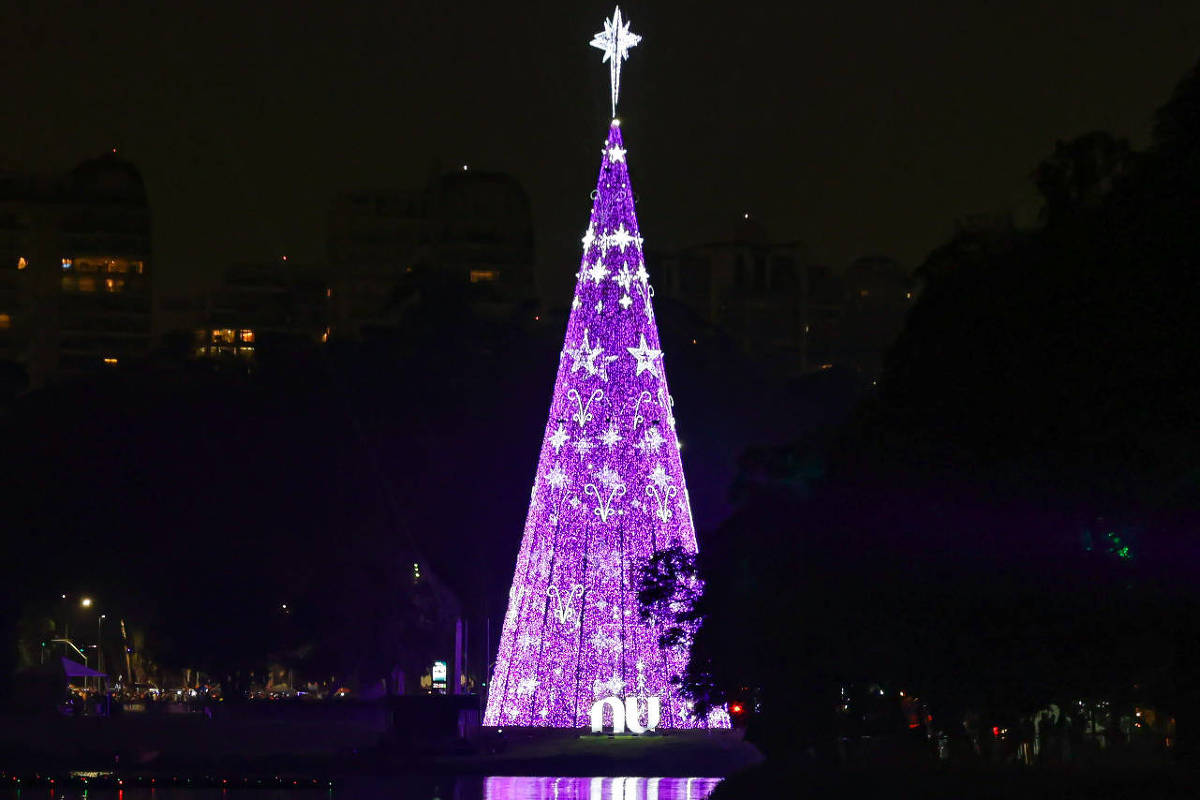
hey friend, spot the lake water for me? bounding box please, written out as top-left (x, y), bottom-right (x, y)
top-left (6, 776), bottom-right (724, 800)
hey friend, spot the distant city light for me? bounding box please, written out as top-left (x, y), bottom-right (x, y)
top-left (80, 597), bottom-right (93, 607)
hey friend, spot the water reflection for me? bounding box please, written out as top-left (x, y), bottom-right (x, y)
top-left (3, 776), bottom-right (723, 800)
top-left (483, 777), bottom-right (723, 800)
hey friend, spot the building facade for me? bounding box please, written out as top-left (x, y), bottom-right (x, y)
top-left (0, 153), bottom-right (152, 387)
top-left (328, 168), bottom-right (535, 336)
top-left (192, 260), bottom-right (330, 363)
top-left (654, 219), bottom-right (914, 378)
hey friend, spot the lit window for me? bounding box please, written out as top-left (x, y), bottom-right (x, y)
top-left (326, 287), bottom-right (332, 297)
top-left (133, 261), bottom-right (144, 274)
top-left (470, 269), bottom-right (500, 283)
top-left (77, 276), bottom-right (97, 292)
top-left (0, 314), bottom-right (10, 330)
top-left (61, 258), bottom-right (73, 271)
top-left (104, 278), bottom-right (125, 292)
top-left (212, 329), bottom-right (236, 344)
top-left (239, 329), bottom-right (254, 343)
top-left (859, 289), bottom-right (869, 297)
top-left (103, 357), bottom-right (118, 366)
top-left (16, 257), bottom-right (26, 271)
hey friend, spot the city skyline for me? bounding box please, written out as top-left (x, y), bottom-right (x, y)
top-left (3, 1), bottom-right (1197, 298)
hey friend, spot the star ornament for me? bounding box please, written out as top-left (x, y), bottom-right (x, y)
top-left (590, 7), bottom-right (642, 118)
top-left (627, 333), bottom-right (662, 378)
top-left (607, 223), bottom-right (634, 252)
top-left (568, 328), bottom-right (605, 375)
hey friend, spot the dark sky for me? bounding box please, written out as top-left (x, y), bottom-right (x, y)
top-left (2, 1), bottom-right (1198, 298)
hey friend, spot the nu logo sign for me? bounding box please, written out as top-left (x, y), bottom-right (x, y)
top-left (589, 696), bottom-right (661, 734)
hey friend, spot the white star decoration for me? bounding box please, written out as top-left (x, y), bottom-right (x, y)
top-left (545, 463), bottom-right (569, 489)
top-left (586, 259), bottom-right (611, 284)
top-left (619, 294), bottom-right (633, 310)
top-left (607, 223), bottom-right (634, 252)
top-left (549, 424), bottom-right (570, 453)
top-left (594, 673), bottom-right (627, 697)
top-left (608, 145), bottom-right (627, 162)
top-left (595, 464), bottom-right (623, 489)
top-left (600, 424), bottom-right (623, 447)
top-left (627, 333), bottom-right (661, 378)
top-left (568, 329), bottom-right (601, 374)
top-left (613, 264), bottom-right (635, 292)
top-left (636, 426), bottom-right (666, 454)
top-left (582, 223), bottom-right (596, 252)
top-left (590, 7), bottom-right (642, 118)
top-left (649, 463), bottom-right (673, 490)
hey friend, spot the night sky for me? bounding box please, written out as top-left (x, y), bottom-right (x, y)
top-left (2, 1), bottom-right (1198, 298)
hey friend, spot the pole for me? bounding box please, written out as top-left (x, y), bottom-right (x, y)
top-left (97, 615), bottom-right (106, 693)
top-left (121, 619), bottom-right (133, 688)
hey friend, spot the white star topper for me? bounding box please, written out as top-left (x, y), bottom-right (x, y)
top-left (590, 7), bottom-right (642, 118)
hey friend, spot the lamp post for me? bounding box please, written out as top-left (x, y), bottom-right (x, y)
top-left (97, 614), bottom-right (107, 688)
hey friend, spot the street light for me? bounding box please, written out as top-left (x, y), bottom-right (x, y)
top-left (97, 614), bottom-right (107, 691)
top-left (81, 597), bottom-right (93, 608)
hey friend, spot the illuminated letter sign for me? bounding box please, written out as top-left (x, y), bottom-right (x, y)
top-left (589, 696), bottom-right (660, 734)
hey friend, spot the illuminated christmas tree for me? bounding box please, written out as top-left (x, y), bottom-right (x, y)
top-left (483, 8), bottom-right (728, 731)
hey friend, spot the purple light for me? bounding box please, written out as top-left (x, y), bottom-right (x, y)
top-left (483, 122), bottom-right (728, 730)
top-left (483, 777), bottom-right (724, 800)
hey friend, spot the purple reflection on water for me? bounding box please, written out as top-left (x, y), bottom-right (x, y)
top-left (483, 776), bottom-right (723, 800)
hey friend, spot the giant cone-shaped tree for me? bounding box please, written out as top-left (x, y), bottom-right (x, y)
top-left (484, 121), bottom-right (728, 729)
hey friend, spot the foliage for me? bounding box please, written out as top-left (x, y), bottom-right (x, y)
top-left (646, 55), bottom-right (1200, 759)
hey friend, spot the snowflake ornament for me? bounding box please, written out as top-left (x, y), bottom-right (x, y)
top-left (600, 423), bottom-right (623, 447)
top-left (545, 463), bottom-right (569, 489)
top-left (648, 463), bottom-right (673, 490)
top-left (595, 464), bottom-right (623, 489)
top-left (586, 260), bottom-right (611, 284)
top-left (636, 426), bottom-right (666, 454)
top-left (607, 223), bottom-right (635, 252)
top-left (549, 424), bottom-right (570, 453)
